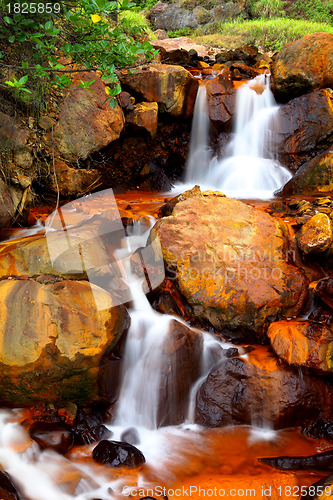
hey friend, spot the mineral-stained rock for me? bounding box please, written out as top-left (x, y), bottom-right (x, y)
top-left (274, 90), bottom-right (333, 156)
top-left (205, 70), bottom-right (236, 131)
top-left (195, 347), bottom-right (333, 428)
top-left (296, 213), bottom-right (333, 254)
top-left (126, 102), bottom-right (158, 136)
top-left (267, 320), bottom-right (333, 375)
top-left (313, 277), bottom-right (333, 310)
top-left (271, 32), bottom-right (333, 101)
top-left (46, 158), bottom-right (100, 197)
top-left (118, 63), bottom-right (199, 117)
top-left (280, 149), bottom-right (333, 196)
top-left (92, 440), bottom-right (145, 468)
top-left (153, 193), bottom-right (308, 334)
top-left (51, 72), bottom-right (124, 161)
top-left (28, 421), bottom-right (74, 454)
top-left (0, 279), bottom-right (129, 405)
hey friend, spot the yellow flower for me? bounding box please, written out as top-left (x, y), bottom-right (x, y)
top-left (91, 14), bottom-right (101, 23)
top-left (105, 86), bottom-right (111, 95)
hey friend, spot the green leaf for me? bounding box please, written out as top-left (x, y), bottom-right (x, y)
top-left (19, 75), bottom-right (28, 85)
top-left (17, 33), bottom-right (27, 42)
top-left (45, 21), bottom-right (53, 30)
top-left (109, 98), bottom-right (117, 109)
top-left (20, 88), bottom-right (32, 93)
top-left (5, 81), bottom-right (15, 87)
top-left (9, 36), bottom-right (15, 43)
top-left (21, 61), bottom-right (29, 69)
top-left (4, 16), bottom-right (13, 24)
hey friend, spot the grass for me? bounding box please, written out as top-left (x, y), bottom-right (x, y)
top-left (119, 10), bottom-right (156, 39)
top-left (191, 18), bottom-right (333, 51)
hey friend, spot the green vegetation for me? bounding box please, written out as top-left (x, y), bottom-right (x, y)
top-left (288, 0), bottom-right (333, 24)
top-left (0, 0), bottom-right (157, 109)
top-left (249, 0), bottom-right (287, 19)
top-left (119, 9), bottom-right (156, 38)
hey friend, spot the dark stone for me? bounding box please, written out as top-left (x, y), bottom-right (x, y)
top-left (120, 427), bottom-right (140, 446)
top-left (28, 421), bottom-right (74, 454)
top-left (302, 474), bottom-right (333, 500)
top-left (303, 419), bottom-right (333, 441)
top-left (92, 440), bottom-right (146, 468)
top-left (259, 451), bottom-right (333, 471)
top-left (74, 407), bottom-right (113, 445)
top-left (0, 470), bottom-right (26, 500)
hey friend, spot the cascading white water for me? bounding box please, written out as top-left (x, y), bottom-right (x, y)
top-left (185, 74), bottom-right (292, 199)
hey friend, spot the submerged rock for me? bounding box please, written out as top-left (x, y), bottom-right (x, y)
top-left (118, 63), bottom-right (199, 117)
top-left (0, 469), bottom-right (26, 500)
top-left (296, 213), bottom-right (333, 254)
top-left (267, 319), bottom-right (333, 375)
top-left (271, 32), bottom-right (333, 101)
top-left (153, 193), bottom-right (308, 335)
top-left (195, 347), bottom-right (333, 428)
top-left (259, 450), bottom-right (333, 471)
top-left (0, 279), bottom-right (129, 405)
top-left (92, 440), bottom-right (145, 468)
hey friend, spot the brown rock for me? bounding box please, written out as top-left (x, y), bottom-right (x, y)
top-left (0, 279), bottom-right (129, 405)
top-left (296, 213), bottom-right (332, 254)
top-left (267, 319), bottom-right (333, 374)
top-left (118, 63), bottom-right (199, 117)
top-left (275, 90), bottom-right (333, 156)
top-left (205, 70), bottom-right (236, 131)
top-left (157, 319), bottom-right (203, 426)
top-left (313, 276), bottom-right (333, 310)
top-left (153, 193), bottom-right (308, 334)
top-left (195, 346), bottom-right (333, 428)
top-left (126, 102), bottom-right (158, 136)
top-left (0, 179), bottom-right (18, 229)
top-left (280, 149), bottom-right (333, 196)
top-left (271, 32), bottom-right (333, 101)
top-left (52, 72), bottom-right (124, 161)
top-left (46, 158), bottom-right (100, 197)
top-left (0, 112), bottom-right (29, 150)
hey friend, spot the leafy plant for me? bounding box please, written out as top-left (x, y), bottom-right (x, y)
top-left (250, 0), bottom-right (286, 19)
top-left (0, 0), bottom-right (158, 107)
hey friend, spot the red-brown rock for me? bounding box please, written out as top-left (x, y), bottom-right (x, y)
top-left (205, 70), bottom-right (236, 131)
top-left (126, 102), bottom-right (158, 136)
top-left (118, 63), bottom-right (199, 117)
top-left (46, 158), bottom-right (100, 197)
top-left (271, 33), bottom-right (333, 101)
top-left (195, 346), bottom-right (333, 428)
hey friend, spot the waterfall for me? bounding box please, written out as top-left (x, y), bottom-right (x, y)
top-left (185, 74), bottom-right (292, 199)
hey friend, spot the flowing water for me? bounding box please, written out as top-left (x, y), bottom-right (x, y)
top-left (184, 74), bottom-right (292, 199)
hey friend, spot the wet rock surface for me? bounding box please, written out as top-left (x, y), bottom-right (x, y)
top-left (195, 347), bottom-right (333, 428)
top-left (154, 192), bottom-right (308, 335)
top-left (0, 470), bottom-right (26, 500)
top-left (271, 32), bottom-right (333, 101)
top-left (28, 421), bottom-right (74, 454)
top-left (0, 279), bottom-right (129, 405)
top-left (92, 440), bottom-right (145, 468)
top-left (259, 450), bottom-right (333, 471)
top-left (296, 214), bottom-right (333, 254)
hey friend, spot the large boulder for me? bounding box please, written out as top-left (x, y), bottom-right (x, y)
top-left (274, 90), bottom-right (333, 157)
top-left (45, 158), bottom-right (101, 198)
top-left (51, 72), bottom-right (124, 162)
top-left (153, 192), bottom-right (308, 335)
top-left (296, 213), bottom-right (333, 254)
top-left (150, 3), bottom-right (198, 31)
top-left (267, 320), bottom-right (333, 375)
top-left (118, 63), bottom-right (199, 117)
top-left (126, 102), bottom-right (159, 136)
top-left (280, 149), bottom-right (333, 196)
top-left (195, 347), bottom-right (333, 428)
top-left (271, 33), bottom-right (333, 102)
top-left (0, 278), bottom-right (129, 405)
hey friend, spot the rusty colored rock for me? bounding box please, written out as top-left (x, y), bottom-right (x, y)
top-left (195, 346), bottom-right (333, 428)
top-left (118, 63), bottom-right (199, 117)
top-left (280, 149), bottom-right (333, 196)
top-left (313, 277), bottom-right (333, 310)
top-left (0, 112), bottom-right (29, 151)
top-left (0, 279), bottom-right (129, 405)
top-left (275, 90), bottom-right (333, 156)
top-left (296, 214), bottom-right (333, 254)
top-left (46, 158), bottom-right (100, 197)
top-left (205, 70), bottom-right (236, 131)
top-left (52, 72), bottom-right (124, 161)
top-left (267, 319), bottom-right (333, 374)
top-left (126, 102), bottom-right (158, 136)
top-left (153, 193), bottom-right (308, 334)
top-left (271, 33), bottom-right (333, 101)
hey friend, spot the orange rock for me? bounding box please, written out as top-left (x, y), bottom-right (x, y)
top-left (0, 279), bottom-right (129, 405)
top-left (153, 193), bottom-right (308, 334)
top-left (126, 102), bottom-right (158, 136)
top-left (118, 63), bottom-right (199, 117)
top-left (296, 213), bottom-right (333, 254)
top-left (267, 319), bottom-right (333, 374)
top-left (46, 158), bottom-right (100, 197)
top-left (271, 32), bottom-right (333, 101)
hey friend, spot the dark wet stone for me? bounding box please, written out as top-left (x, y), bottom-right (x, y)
top-left (302, 473), bottom-right (333, 500)
top-left (28, 421), bottom-right (74, 454)
top-left (92, 440), bottom-right (145, 468)
top-left (303, 419), bottom-right (333, 441)
top-left (120, 427), bottom-right (140, 446)
top-left (74, 406), bottom-right (113, 445)
top-left (0, 470), bottom-right (26, 500)
top-left (259, 451), bottom-right (333, 471)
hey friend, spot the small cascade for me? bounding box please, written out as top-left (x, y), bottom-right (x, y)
top-left (185, 83), bottom-right (211, 183)
top-left (185, 74), bottom-right (292, 199)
